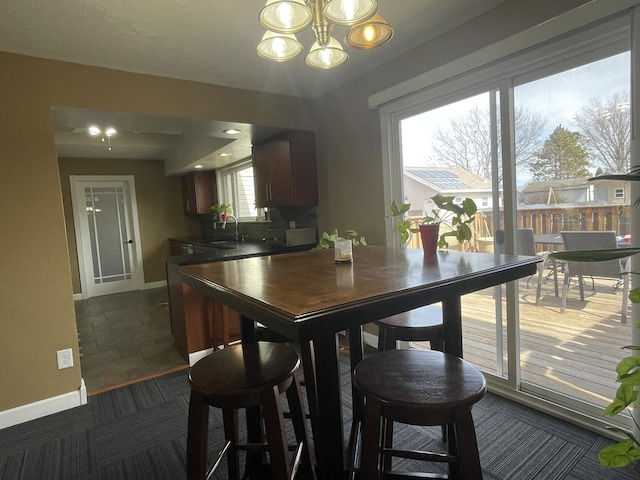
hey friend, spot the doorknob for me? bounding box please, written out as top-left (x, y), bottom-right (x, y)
top-left (125, 240), bottom-right (133, 244)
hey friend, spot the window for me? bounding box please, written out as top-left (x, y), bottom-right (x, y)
top-left (614, 187), bottom-right (624, 199)
top-left (482, 197), bottom-right (488, 207)
top-left (217, 160), bottom-right (258, 221)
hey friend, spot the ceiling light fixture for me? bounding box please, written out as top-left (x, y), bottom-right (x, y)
top-left (257, 0), bottom-right (392, 69)
top-left (223, 129), bottom-right (242, 135)
top-left (87, 125), bottom-right (117, 151)
top-left (218, 152), bottom-right (232, 157)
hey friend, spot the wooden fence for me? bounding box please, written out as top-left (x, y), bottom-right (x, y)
top-left (406, 204), bottom-right (632, 251)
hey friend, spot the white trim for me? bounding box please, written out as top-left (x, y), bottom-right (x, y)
top-left (0, 379), bottom-right (87, 430)
top-left (145, 280), bottom-right (167, 290)
top-left (369, 0), bottom-right (640, 109)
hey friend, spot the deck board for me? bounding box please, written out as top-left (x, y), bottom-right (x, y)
top-left (413, 274), bottom-right (632, 410)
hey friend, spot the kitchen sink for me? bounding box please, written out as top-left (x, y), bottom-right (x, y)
top-left (204, 240), bottom-right (239, 249)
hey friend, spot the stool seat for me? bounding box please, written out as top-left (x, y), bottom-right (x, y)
top-left (354, 349), bottom-right (486, 479)
top-left (376, 305), bottom-right (444, 351)
top-left (189, 341), bottom-right (299, 403)
top-left (187, 342), bottom-right (316, 480)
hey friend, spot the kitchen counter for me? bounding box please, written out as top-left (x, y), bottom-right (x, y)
top-left (165, 238), bottom-right (314, 362)
top-left (166, 238), bottom-right (312, 265)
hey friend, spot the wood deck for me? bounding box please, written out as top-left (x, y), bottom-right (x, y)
top-left (414, 272), bottom-right (632, 410)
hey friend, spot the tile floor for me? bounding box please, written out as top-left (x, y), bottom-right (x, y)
top-left (74, 287), bottom-right (188, 394)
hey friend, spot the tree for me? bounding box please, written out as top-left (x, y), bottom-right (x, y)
top-left (529, 125), bottom-right (590, 181)
top-left (572, 91), bottom-right (630, 173)
top-left (429, 106), bottom-right (545, 181)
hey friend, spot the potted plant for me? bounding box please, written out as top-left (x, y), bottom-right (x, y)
top-left (210, 203), bottom-right (233, 221)
top-left (314, 229), bottom-right (367, 250)
top-left (388, 194), bottom-right (478, 253)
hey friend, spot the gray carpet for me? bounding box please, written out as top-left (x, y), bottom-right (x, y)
top-left (1, 353), bottom-right (639, 480)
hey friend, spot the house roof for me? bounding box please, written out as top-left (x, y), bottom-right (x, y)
top-left (522, 177), bottom-right (590, 193)
top-left (404, 167), bottom-right (492, 193)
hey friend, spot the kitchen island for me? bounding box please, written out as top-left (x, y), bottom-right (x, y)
top-left (165, 239), bottom-right (312, 362)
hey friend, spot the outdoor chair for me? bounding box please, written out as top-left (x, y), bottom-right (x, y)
top-left (560, 231), bottom-right (629, 323)
top-left (517, 228), bottom-right (549, 306)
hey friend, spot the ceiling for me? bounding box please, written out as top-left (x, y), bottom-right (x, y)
top-left (1, 0), bottom-right (506, 173)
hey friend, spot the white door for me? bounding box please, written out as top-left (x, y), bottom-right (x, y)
top-left (70, 175), bottom-right (144, 298)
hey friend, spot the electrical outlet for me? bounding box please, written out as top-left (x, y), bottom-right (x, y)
top-left (57, 348), bottom-right (74, 369)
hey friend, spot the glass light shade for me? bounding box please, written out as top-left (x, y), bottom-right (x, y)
top-left (305, 37), bottom-right (348, 69)
top-left (344, 13), bottom-right (393, 49)
top-left (323, 0), bottom-right (377, 26)
top-left (259, 0), bottom-right (313, 34)
top-left (257, 31), bottom-right (303, 61)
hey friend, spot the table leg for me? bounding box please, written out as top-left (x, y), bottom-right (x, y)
top-left (441, 296), bottom-right (463, 358)
top-left (312, 330), bottom-right (345, 480)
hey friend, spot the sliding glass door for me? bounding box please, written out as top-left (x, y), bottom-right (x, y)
top-left (399, 90), bottom-right (507, 377)
top-left (513, 51), bottom-right (631, 419)
top-left (381, 10), bottom-right (636, 432)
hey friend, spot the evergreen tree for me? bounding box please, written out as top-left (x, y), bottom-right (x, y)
top-left (529, 125), bottom-right (590, 181)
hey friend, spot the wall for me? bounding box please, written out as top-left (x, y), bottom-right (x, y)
top-left (0, 52), bottom-right (314, 415)
top-left (0, 0), bottom-right (591, 420)
top-left (58, 157), bottom-right (200, 293)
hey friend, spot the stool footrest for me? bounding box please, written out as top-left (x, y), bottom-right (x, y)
top-left (205, 440), bottom-right (231, 480)
top-left (383, 472), bottom-right (449, 479)
top-left (383, 447), bottom-right (456, 464)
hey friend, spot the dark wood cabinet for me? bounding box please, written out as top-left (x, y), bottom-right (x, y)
top-left (182, 171), bottom-right (217, 215)
top-left (252, 130), bottom-right (318, 207)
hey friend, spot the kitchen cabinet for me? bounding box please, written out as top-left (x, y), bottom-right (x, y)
top-left (252, 130), bottom-right (318, 207)
top-left (182, 171), bottom-right (217, 215)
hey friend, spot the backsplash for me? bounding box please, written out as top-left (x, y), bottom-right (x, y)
top-left (200, 206), bottom-right (318, 246)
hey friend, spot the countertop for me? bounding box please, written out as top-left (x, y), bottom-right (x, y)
top-left (165, 238), bottom-right (313, 266)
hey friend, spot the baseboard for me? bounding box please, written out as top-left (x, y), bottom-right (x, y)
top-left (145, 280), bottom-right (167, 290)
top-left (362, 330), bottom-right (378, 349)
top-left (189, 348), bottom-right (214, 366)
top-left (0, 379), bottom-right (87, 430)
top-left (72, 292), bottom-right (82, 301)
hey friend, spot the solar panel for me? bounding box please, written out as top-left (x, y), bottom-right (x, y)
top-left (407, 169), bottom-right (469, 188)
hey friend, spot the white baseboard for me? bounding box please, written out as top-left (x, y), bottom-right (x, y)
top-left (188, 348), bottom-right (214, 366)
top-left (363, 330), bottom-right (378, 349)
top-left (0, 379), bottom-right (87, 430)
top-left (72, 281), bottom-right (167, 302)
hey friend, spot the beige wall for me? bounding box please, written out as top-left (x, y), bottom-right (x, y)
top-left (0, 53), bottom-right (314, 412)
top-left (0, 0), bottom-right (590, 416)
top-left (58, 157), bottom-right (200, 293)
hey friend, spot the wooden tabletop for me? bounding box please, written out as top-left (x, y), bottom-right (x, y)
top-left (180, 246), bottom-right (539, 341)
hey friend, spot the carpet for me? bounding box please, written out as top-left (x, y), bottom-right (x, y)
top-left (1, 356), bottom-right (639, 479)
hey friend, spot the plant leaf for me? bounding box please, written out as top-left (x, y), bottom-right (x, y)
top-left (599, 438), bottom-right (640, 468)
top-left (549, 248), bottom-right (640, 262)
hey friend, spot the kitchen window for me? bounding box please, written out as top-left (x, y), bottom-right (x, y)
top-left (217, 159), bottom-right (258, 221)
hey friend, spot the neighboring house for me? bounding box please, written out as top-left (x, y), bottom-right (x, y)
top-left (521, 177), bottom-right (630, 205)
top-left (403, 167), bottom-right (497, 217)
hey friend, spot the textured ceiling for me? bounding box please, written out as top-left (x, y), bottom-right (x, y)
top-left (1, 0), bottom-right (506, 169)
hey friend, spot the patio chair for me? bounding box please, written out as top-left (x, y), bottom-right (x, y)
top-left (560, 231), bottom-right (629, 323)
top-left (517, 228), bottom-right (548, 306)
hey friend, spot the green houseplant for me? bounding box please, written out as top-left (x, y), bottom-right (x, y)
top-left (210, 203), bottom-right (233, 221)
top-left (388, 194), bottom-right (478, 250)
top-left (314, 229), bottom-right (367, 250)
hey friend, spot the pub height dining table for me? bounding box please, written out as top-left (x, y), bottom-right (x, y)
top-left (180, 246), bottom-right (540, 480)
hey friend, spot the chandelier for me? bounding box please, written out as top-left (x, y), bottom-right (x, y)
top-left (257, 0), bottom-right (394, 69)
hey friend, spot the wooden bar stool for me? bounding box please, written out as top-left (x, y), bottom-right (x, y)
top-left (353, 349), bottom-right (486, 479)
top-left (187, 342), bottom-right (316, 480)
top-left (376, 304), bottom-right (444, 352)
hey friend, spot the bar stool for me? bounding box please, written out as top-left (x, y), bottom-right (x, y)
top-left (187, 342), bottom-right (316, 480)
top-left (353, 349), bottom-right (486, 479)
top-left (376, 304), bottom-right (444, 352)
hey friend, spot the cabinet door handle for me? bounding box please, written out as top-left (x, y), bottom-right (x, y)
top-left (268, 183), bottom-right (272, 201)
top-left (265, 184), bottom-right (269, 201)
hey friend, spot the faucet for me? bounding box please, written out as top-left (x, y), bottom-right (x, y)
top-left (222, 214), bottom-right (239, 241)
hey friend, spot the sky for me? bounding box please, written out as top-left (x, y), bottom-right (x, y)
top-left (400, 51), bottom-right (630, 185)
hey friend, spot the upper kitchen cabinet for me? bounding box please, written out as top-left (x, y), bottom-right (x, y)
top-left (252, 130), bottom-right (318, 207)
top-left (182, 171), bottom-right (217, 215)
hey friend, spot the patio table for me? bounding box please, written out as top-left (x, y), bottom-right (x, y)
top-left (180, 246), bottom-right (539, 479)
